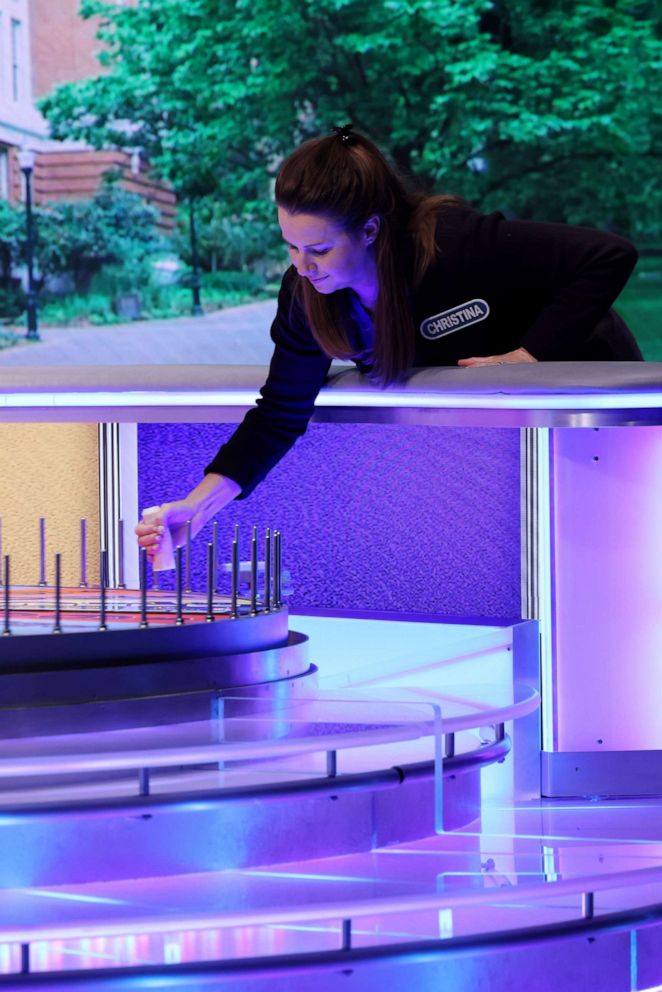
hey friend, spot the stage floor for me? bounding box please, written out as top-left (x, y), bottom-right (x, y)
top-left (0, 613), bottom-right (659, 990)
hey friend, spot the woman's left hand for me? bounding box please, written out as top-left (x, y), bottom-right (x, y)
top-left (458, 347), bottom-right (537, 367)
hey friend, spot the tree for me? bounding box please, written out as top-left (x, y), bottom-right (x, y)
top-left (41, 0), bottom-right (662, 238)
top-left (35, 177), bottom-right (162, 291)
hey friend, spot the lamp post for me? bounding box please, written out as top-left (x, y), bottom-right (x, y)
top-left (188, 196), bottom-right (203, 316)
top-left (17, 147), bottom-right (40, 341)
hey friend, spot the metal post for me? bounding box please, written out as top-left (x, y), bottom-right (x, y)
top-left (53, 553), bottom-right (62, 634)
top-left (185, 519), bottom-right (192, 593)
top-left (2, 555), bottom-right (10, 636)
top-left (20, 943), bottom-right (30, 975)
top-left (341, 919), bottom-right (352, 951)
top-left (117, 518), bottom-right (126, 589)
top-left (444, 733), bottom-right (455, 759)
top-left (189, 197), bottom-right (203, 316)
top-left (79, 518), bottom-right (88, 588)
top-left (250, 525), bottom-right (258, 615)
top-left (326, 750), bottom-right (337, 778)
top-left (212, 519), bottom-right (219, 593)
top-left (99, 549), bottom-right (108, 632)
top-left (274, 530), bottom-right (282, 608)
top-left (581, 891), bottom-right (595, 919)
top-left (206, 541), bottom-right (215, 622)
top-left (230, 537), bottom-right (239, 619)
top-left (138, 768), bottom-right (150, 796)
top-left (264, 527), bottom-right (271, 612)
top-left (38, 517), bottom-right (47, 586)
top-left (175, 545), bottom-right (184, 625)
top-left (19, 149), bottom-right (40, 342)
top-left (139, 547), bottom-right (148, 629)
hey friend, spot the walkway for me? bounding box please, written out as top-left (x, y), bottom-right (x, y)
top-left (0, 298), bottom-right (278, 366)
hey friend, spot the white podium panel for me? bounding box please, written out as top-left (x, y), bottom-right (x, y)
top-left (552, 426), bottom-right (662, 751)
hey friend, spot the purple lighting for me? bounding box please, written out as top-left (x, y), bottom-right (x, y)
top-left (138, 422), bottom-right (521, 616)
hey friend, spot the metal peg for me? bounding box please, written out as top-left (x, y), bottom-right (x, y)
top-left (274, 530), bottom-right (282, 608)
top-left (581, 891), bottom-right (595, 919)
top-left (212, 519), bottom-right (219, 593)
top-left (53, 553), bottom-right (62, 634)
top-left (206, 541), bottom-right (215, 622)
top-left (138, 768), bottom-right (150, 796)
top-left (38, 517), bottom-right (47, 587)
top-left (264, 527), bottom-right (271, 612)
top-left (326, 750), bottom-right (337, 778)
top-left (2, 555), bottom-right (10, 636)
top-left (79, 518), bottom-right (88, 588)
top-left (138, 547), bottom-right (148, 628)
top-left (20, 943), bottom-right (30, 976)
top-left (250, 526), bottom-right (258, 615)
top-left (99, 549), bottom-right (108, 631)
top-left (341, 919), bottom-right (352, 952)
top-left (230, 537), bottom-right (239, 619)
top-left (175, 545), bottom-right (185, 625)
top-left (185, 520), bottom-right (192, 593)
top-left (117, 518), bottom-right (126, 589)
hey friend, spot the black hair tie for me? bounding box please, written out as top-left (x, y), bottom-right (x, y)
top-left (331, 123), bottom-right (355, 144)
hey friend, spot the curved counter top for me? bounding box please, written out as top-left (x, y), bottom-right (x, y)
top-left (1, 361), bottom-right (662, 426)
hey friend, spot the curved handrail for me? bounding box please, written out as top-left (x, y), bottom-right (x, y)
top-left (0, 687), bottom-right (538, 781)
top-left (5, 901), bottom-right (662, 988)
top-left (1, 849), bottom-right (661, 946)
top-left (0, 735), bottom-right (510, 823)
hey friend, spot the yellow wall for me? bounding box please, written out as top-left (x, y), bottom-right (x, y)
top-left (0, 423), bottom-right (99, 587)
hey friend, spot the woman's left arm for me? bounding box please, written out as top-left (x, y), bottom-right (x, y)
top-left (458, 214), bottom-right (638, 364)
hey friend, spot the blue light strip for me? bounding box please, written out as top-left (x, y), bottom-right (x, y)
top-left (2, 388), bottom-right (662, 411)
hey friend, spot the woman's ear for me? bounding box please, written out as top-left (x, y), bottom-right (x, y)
top-left (363, 215), bottom-right (381, 246)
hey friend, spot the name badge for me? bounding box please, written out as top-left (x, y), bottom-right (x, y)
top-left (420, 299), bottom-right (490, 340)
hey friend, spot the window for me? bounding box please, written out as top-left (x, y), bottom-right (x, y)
top-left (0, 149), bottom-right (8, 201)
top-left (11, 18), bottom-right (21, 102)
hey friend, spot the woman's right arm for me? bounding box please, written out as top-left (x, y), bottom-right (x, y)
top-left (135, 269), bottom-right (331, 564)
top-left (203, 268), bottom-right (332, 498)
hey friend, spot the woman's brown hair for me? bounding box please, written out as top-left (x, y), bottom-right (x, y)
top-left (275, 128), bottom-right (455, 383)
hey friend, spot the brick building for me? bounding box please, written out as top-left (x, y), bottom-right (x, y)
top-left (0, 0), bottom-right (175, 225)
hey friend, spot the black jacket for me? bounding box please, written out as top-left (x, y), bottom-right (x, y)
top-left (206, 206), bottom-right (641, 497)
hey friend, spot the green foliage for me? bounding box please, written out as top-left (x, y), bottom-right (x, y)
top-left (33, 272), bottom-right (268, 326)
top-left (0, 201), bottom-right (26, 321)
top-left (616, 257), bottom-right (662, 359)
top-left (37, 292), bottom-right (119, 326)
top-left (174, 199), bottom-right (282, 273)
top-left (0, 179), bottom-right (163, 321)
top-left (39, 0), bottom-right (662, 238)
top-left (36, 177), bottom-right (162, 291)
top-left (0, 201), bottom-right (24, 280)
top-left (0, 284), bottom-right (25, 322)
top-left (0, 329), bottom-right (20, 349)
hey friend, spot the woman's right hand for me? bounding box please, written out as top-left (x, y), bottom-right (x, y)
top-left (135, 500), bottom-right (201, 562)
top-left (134, 473), bottom-right (242, 569)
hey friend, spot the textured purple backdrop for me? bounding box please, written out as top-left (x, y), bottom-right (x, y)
top-left (137, 422), bottom-right (521, 617)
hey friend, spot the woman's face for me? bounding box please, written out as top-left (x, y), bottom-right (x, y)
top-left (278, 207), bottom-right (379, 305)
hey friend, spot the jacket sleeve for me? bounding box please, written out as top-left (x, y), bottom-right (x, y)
top-left (476, 213), bottom-right (638, 360)
top-left (204, 268), bottom-right (332, 498)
